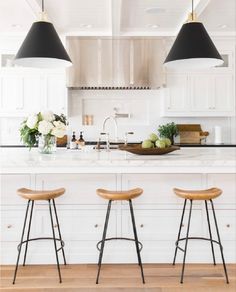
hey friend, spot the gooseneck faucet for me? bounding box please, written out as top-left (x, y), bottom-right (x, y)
top-left (102, 116), bottom-right (118, 142)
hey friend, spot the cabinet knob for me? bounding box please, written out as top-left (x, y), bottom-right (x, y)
top-left (53, 224), bottom-right (58, 228)
top-left (140, 224), bottom-right (144, 228)
top-left (226, 224), bottom-right (230, 228)
top-left (7, 224), bottom-right (12, 229)
top-left (94, 224), bottom-right (98, 228)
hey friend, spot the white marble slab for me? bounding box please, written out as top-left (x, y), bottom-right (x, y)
top-left (0, 147), bottom-right (236, 174)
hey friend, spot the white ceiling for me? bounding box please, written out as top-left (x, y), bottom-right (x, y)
top-left (0, 0), bottom-right (235, 35)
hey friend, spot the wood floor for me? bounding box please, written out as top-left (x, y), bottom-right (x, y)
top-left (1, 264), bottom-right (236, 292)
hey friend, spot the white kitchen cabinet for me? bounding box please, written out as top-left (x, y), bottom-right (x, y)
top-left (1, 173), bottom-right (235, 264)
top-left (0, 73), bottom-right (24, 116)
top-left (0, 70), bottom-right (67, 117)
top-left (35, 173), bottom-right (117, 205)
top-left (162, 73), bottom-right (235, 117)
top-left (162, 74), bottom-right (189, 114)
top-left (190, 74), bottom-right (211, 111)
top-left (43, 73), bottom-right (67, 114)
top-left (212, 74), bottom-right (234, 112)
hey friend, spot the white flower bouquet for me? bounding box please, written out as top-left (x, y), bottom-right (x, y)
top-left (20, 111), bottom-right (67, 153)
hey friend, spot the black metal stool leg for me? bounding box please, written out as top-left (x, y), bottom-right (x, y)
top-left (96, 200), bottom-right (112, 284)
top-left (48, 199), bottom-right (62, 283)
top-left (129, 199), bottom-right (145, 284)
top-left (23, 200), bottom-right (34, 266)
top-left (173, 199), bottom-right (187, 265)
top-left (180, 199), bottom-right (193, 284)
top-left (210, 199), bottom-right (229, 284)
top-left (52, 199), bottom-right (66, 265)
top-left (205, 200), bottom-right (216, 266)
top-left (12, 200), bottom-right (31, 284)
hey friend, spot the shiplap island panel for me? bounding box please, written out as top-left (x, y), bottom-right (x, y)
top-left (0, 147), bottom-right (236, 264)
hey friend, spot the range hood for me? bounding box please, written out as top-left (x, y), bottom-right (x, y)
top-left (66, 37), bottom-right (166, 89)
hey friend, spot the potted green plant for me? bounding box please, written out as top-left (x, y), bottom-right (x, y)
top-left (158, 122), bottom-right (178, 145)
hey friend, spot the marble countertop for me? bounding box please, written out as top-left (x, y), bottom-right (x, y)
top-left (1, 147), bottom-right (236, 174)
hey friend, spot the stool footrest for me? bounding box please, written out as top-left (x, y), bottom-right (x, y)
top-left (175, 236), bottom-right (222, 253)
top-left (17, 237), bottom-right (65, 252)
top-left (96, 237), bottom-right (143, 252)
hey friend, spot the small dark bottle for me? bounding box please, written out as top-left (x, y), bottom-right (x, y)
top-left (70, 131), bottom-right (77, 149)
top-left (77, 131), bottom-right (85, 149)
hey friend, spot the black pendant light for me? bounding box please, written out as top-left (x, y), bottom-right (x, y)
top-left (14, 0), bottom-right (72, 68)
top-left (164, 0), bottom-right (223, 69)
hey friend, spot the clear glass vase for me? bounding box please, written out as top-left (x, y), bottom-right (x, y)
top-left (38, 135), bottom-right (57, 154)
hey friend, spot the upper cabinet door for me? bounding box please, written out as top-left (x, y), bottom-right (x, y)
top-left (190, 74), bottom-right (211, 111)
top-left (0, 74), bottom-right (23, 115)
top-left (164, 74), bottom-right (189, 112)
top-left (213, 74), bottom-right (234, 113)
top-left (44, 73), bottom-right (67, 114)
top-left (23, 75), bottom-right (42, 113)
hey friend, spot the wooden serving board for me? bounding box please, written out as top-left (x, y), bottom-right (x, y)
top-left (119, 144), bottom-right (180, 155)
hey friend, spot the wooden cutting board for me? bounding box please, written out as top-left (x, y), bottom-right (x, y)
top-left (177, 124), bottom-right (209, 144)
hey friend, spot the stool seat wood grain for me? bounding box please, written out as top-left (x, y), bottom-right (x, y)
top-left (96, 188), bottom-right (143, 201)
top-left (173, 187), bottom-right (222, 200)
top-left (17, 188), bottom-right (65, 201)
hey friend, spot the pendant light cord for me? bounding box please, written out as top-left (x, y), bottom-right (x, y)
top-left (192, 0), bottom-right (194, 20)
top-left (42, 0), bottom-right (44, 12)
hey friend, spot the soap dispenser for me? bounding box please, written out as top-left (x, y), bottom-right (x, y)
top-left (77, 131), bottom-right (85, 149)
top-left (70, 131), bottom-right (77, 150)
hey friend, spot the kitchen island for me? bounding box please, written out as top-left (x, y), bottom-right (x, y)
top-left (1, 147), bottom-right (236, 265)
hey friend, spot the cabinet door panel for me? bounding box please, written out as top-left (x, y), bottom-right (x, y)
top-left (46, 74), bottom-right (66, 114)
top-left (36, 174), bottom-right (116, 205)
top-left (122, 173), bottom-right (203, 205)
top-left (0, 75), bottom-right (23, 112)
top-left (23, 75), bottom-right (42, 112)
top-left (0, 174), bottom-right (31, 205)
top-left (213, 75), bottom-right (234, 111)
top-left (207, 174), bottom-right (236, 205)
top-left (39, 208), bottom-right (117, 241)
top-left (165, 74), bottom-right (188, 111)
top-left (122, 209), bottom-right (203, 241)
top-left (190, 75), bottom-right (211, 111)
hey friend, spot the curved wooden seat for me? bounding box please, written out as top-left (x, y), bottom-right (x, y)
top-left (173, 187), bottom-right (222, 200)
top-left (96, 188), bottom-right (143, 201)
top-left (17, 188), bottom-right (65, 201)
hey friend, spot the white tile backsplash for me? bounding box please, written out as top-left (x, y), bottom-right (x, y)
top-left (0, 89), bottom-right (235, 145)
top-left (67, 89), bottom-right (234, 144)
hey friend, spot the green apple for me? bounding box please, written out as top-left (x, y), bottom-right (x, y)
top-left (149, 133), bottom-right (158, 143)
top-left (142, 140), bottom-right (154, 149)
top-left (162, 138), bottom-right (171, 147)
top-left (155, 140), bottom-right (166, 148)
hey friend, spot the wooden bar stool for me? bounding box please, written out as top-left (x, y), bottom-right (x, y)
top-left (173, 187), bottom-right (229, 284)
top-left (12, 188), bottom-right (66, 284)
top-left (96, 188), bottom-right (145, 284)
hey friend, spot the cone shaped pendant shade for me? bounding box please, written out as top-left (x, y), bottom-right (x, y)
top-left (14, 1), bottom-right (72, 68)
top-left (164, 1), bottom-right (223, 69)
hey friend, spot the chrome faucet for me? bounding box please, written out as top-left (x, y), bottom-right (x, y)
top-left (102, 116), bottom-right (118, 142)
top-left (124, 132), bottom-right (134, 146)
top-left (100, 132), bottom-right (110, 151)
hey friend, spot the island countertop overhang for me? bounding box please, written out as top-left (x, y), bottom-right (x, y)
top-left (1, 147), bottom-right (236, 174)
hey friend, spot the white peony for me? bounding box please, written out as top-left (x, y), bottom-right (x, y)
top-left (26, 114), bottom-right (38, 129)
top-left (38, 120), bottom-right (53, 135)
top-left (51, 121), bottom-right (66, 138)
top-left (41, 110), bottom-right (55, 122)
